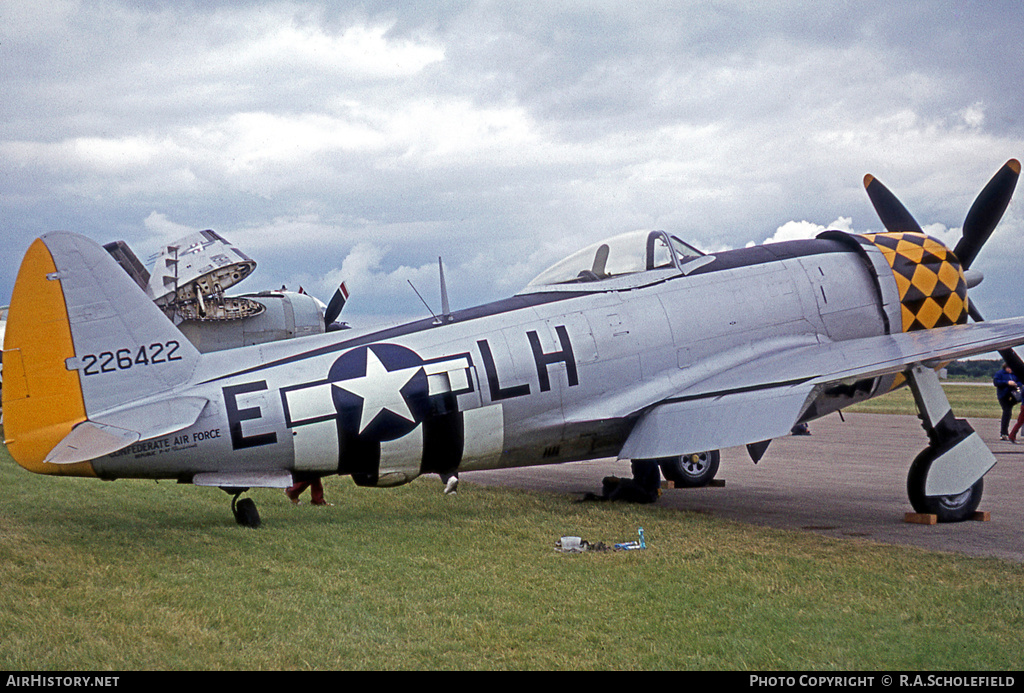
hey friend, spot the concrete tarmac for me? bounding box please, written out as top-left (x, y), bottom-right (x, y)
top-left (463, 412), bottom-right (1024, 563)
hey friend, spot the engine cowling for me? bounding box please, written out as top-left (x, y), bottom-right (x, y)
top-left (858, 231), bottom-right (969, 332)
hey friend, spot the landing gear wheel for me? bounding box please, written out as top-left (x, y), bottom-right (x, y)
top-left (658, 450), bottom-right (720, 488)
top-left (906, 446), bottom-right (983, 523)
top-left (232, 496), bottom-right (261, 528)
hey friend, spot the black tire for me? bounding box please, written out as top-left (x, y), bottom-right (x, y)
top-left (906, 446), bottom-right (983, 523)
top-left (658, 450), bottom-right (720, 487)
top-left (233, 497), bottom-right (262, 528)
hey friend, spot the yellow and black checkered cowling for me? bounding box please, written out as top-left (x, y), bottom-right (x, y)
top-left (858, 232), bottom-right (969, 332)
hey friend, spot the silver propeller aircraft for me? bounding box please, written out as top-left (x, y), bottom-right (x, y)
top-left (3, 160), bottom-right (1022, 528)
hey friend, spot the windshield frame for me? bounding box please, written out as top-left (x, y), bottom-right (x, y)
top-left (522, 230), bottom-right (709, 292)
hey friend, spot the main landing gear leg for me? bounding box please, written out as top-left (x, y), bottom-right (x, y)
top-left (224, 488), bottom-right (261, 528)
top-left (904, 365), bottom-right (993, 522)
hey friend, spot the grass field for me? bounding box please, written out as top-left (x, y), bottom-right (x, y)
top-left (847, 382), bottom-right (1000, 418)
top-left (1, 421), bottom-right (1023, 671)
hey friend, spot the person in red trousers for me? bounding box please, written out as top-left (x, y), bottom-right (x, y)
top-left (285, 478), bottom-right (333, 506)
top-left (1011, 409), bottom-right (1024, 443)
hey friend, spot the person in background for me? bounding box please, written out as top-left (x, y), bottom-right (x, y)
top-left (440, 472), bottom-right (459, 495)
top-left (1010, 409), bottom-right (1024, 444)
top-left (993, 363), bottom-right (1020, 440)
top-left (285, 477), bottom-right (333, 506)
top-left (1008, 385), bottom-right (1024, 443)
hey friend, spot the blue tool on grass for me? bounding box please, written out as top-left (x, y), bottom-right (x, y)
top-left (615, 527), bottom-right (646, 550)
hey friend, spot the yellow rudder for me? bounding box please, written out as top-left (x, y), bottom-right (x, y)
top-left (2, 238), bottom-right (96, 476)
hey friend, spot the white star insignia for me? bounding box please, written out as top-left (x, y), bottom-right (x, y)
top-left (332, 349), bottom-right (423, 434)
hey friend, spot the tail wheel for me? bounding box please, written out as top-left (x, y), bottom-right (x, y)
top-left (232, 496), bottom-right (261, 528)
top-left (658, 450), bottom-right (720, 487)
top-left (906, 446), bottom-right (983, 522)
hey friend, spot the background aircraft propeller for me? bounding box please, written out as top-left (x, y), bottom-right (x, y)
top-left (323, 282), bottom-right (349, 329)
top-left (298, 282), bottom-right (350, 330)
top-left (864, 159), bottom-right (1021, 379)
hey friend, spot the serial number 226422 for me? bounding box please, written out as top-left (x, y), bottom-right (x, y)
top-left (80, 341), bottom-right (183, 376)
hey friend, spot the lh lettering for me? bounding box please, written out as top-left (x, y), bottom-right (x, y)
top-left (478, 325), bottom-right (579, 402)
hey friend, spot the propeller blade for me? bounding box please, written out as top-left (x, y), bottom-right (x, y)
top-left (324, 282), bottom-right (349, 325)
top-left (863, 173), bottom-right (924, 235)
top-left (967, 302), bottom-right (1024, 383)
top-left (1000, 348), bottom-right (1024, 385)
top-left (954, 159), bottom-right (1021, 269)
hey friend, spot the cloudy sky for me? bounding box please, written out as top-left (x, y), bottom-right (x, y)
top-left (3, 0), bottom-right (1023, 325)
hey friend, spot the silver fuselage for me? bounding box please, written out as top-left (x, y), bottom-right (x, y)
top-left (90, 235), bottom-right (901, 487)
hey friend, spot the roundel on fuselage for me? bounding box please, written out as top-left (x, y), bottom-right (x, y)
top-left (327, 343), bottom-right (430, 442)
top-left (858, 232), bottom-right (969, 332)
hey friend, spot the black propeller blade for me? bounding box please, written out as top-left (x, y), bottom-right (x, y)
top-left (958, 162), bottom-right (1023, 381)
top-left (954, 159), bottom-right (1020, 270)
top-left (863, 173), bottom-right (924, 235)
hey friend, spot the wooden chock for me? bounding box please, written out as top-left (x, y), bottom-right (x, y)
top-left (661, 479), bottom-right (726, 490)
top-left (904, 511), bottom-right (989, 524)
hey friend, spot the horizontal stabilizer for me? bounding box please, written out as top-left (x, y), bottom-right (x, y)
top-left (44, 421), bottom-right (140, 465)
top-left (45, 396), bottom-right (208, 465)
top-left (89, 396), bottom-right (209, 439)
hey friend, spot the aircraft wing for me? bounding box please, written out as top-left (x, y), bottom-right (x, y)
top-left (616, 317), bottom-right (1024, 459)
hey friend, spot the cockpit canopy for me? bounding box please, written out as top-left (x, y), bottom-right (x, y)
top-left (525, 229), bottom-right (708, 289)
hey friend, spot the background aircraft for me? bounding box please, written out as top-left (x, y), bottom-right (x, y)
top-left (2, 160), bottom-right (1021, 528)
top-left (104, 229), bottom-right (350, 353)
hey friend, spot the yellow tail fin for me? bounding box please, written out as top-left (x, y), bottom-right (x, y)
top-left (3, 238), bottom-right (95, 476)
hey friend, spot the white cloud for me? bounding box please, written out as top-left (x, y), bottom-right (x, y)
top-left (919, 223), bottom-right (962, 250)
top-left (142, 212), bottom-right (200, 248)
top-left (960, 102), bottom-right (986, 129)
top-left (757, 217), bottom-right (857, 245)
top-left (202, 21), bottom-right (445, 80)
top-left (312, 242), bottom-right (454, 322)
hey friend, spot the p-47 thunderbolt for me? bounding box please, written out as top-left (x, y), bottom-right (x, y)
top-left (3, 160), bottom-right (1022, 527)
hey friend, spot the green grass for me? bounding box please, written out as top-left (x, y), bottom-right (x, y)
top-left (847, 382), bottom-right (1000, 418)
top-left (2, 440), bottom-right (1023, 671)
